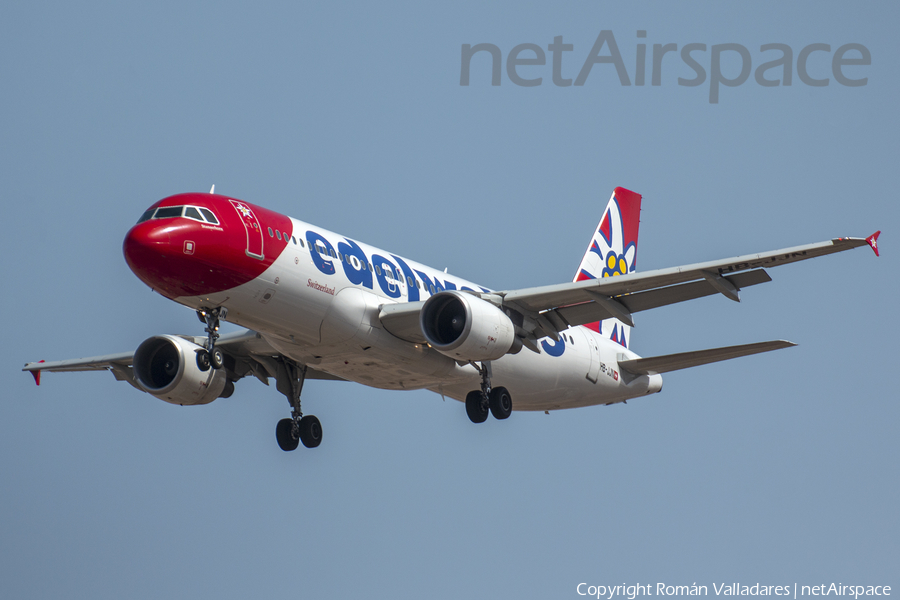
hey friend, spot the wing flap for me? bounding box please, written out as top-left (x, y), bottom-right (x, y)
top-left (618, 340), bottom-right (796, 375)
top-left (553, 269), bottom-right (772, 328)
top-left (622, 269), bottom-right (771, 312)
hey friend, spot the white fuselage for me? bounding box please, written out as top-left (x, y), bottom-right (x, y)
top-left (173, 217), bottom-right (662, 411)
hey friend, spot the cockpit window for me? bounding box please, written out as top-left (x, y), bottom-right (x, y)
top-left (199, 208), bottom-right (219, 224)
top-left (154, 206), bottom-right (183, 219)
top-left (141, 205), bottom-right (220, 224)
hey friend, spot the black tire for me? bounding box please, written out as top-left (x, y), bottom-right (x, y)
top-left (275, 418), bottom-right (299, 452)
top-left (465, 390), bottom-right (489, 423)
top-left (210, 348), bottom-right (224, 370)
top-left (489, 386), bottom-right (512, 420)
top-left (196, 349), bottom-right (211, 372)
top-left (298, 415), bottom-right (323, 448)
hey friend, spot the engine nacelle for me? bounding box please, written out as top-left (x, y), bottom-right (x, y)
top-left (133, 335), bottom-right (228, 405)
top-left (420, 291), bottom-right (516, 361)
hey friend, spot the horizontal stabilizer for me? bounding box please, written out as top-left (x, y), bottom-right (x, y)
top-left (618, 340), bottom-right (796, 375)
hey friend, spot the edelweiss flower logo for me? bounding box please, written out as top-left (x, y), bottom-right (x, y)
top-left (573, 188), bottom-right (642, 348)
top-left (582, 198), bottom-right (637, 280)
top-left (602, 250), bottom-right (629, 278)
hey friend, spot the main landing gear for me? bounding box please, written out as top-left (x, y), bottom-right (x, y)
top-left (273, 359), bottom-right (322, 451)
top-left (196, 307), bottom-right (227, 371)
top-left (465, 361), bottom-right (512, 424)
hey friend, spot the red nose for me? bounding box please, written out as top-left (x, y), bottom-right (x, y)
top-left (123, 194), bottom-right (294, 299)
top-left (123, 220), bottom-right (207, 298)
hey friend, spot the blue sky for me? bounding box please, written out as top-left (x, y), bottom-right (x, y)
top-left (1, 1), bottom-right (897, 598)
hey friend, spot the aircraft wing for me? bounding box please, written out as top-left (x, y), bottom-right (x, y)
top-left (379, 235), bottom-right (876, 346)
top-left (498, 236), bottom-right (876, 340)
top-left (23, 352), bottom-right (136, 373)
top-left (23, 329), bottom-right (345, 386)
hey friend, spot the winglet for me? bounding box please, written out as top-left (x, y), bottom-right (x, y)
top-left (866, 231), bottom-right (881, 257)
top-left (29, 360), bottom-right (45, 386)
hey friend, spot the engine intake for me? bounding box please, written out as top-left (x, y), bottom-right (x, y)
top-left (133, 335), bottom-right (227, 405)
top-left (420, 291), bottom-right (516, 361)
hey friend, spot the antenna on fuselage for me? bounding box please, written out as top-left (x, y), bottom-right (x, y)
top-left (209, 184), bottom-right (215, 194)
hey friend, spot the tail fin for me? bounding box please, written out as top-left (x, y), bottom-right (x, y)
top-left (574, 187), bottom-right (642, 349)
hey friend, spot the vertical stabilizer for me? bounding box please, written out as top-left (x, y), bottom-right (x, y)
top-left (574, 187), bottom-right (642, 348)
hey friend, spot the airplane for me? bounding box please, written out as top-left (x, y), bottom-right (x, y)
top-left (24, 187), bottom-right (881, 451)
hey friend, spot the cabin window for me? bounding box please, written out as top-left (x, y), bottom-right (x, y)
top-left (268, 227), bottom-right (274, 237)
top-left (329, 249), bottom-right (337, 258)
top-left (276, 230), bottom-right (282, 240)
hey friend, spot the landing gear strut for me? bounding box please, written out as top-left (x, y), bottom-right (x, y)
top-left (465, 361), bottom-right (512, 423)
top-left (196, 307), bottom-right (227, 371)
top-left (273, 358), bottom-right (322, 451)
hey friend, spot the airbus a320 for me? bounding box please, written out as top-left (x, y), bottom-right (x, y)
top-left (24, 187), bottom-right (881, 451)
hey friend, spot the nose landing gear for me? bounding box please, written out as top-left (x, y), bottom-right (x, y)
top-left (196, 307), bottom-right (227, 371)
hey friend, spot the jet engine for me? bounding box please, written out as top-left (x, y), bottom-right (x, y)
top-left (133, 335), bottom-right (228, 405)
top-left (420, 291), bottom-right (517, 362)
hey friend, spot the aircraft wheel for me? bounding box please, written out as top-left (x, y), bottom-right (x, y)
top-left (276, 418), bottom-right (299, 452)
top-left (210, 348), bottom-right (224, 370)
top-left (465, 390), bottom-right (489, 423)
top-left (298, 415), bottom-right (323, 448)
top-left (489, 386), bottom-right (512, 420)
top-left (196, 349), bottom-right (211, 372)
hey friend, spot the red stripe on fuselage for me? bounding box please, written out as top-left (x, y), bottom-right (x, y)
top-left (123, 193), bottom-right (293, 298)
